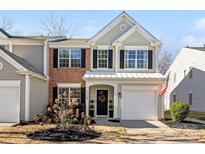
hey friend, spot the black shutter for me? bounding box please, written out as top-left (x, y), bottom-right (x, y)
top-left (148, 50), bottom-right (153, 69)
top-left (108, 49), bottom-right (113, 69)
top-left (80, 87), bottom-right (86, 104)
top-left (53, 48), bottom-right (58, 68)
top-left (80, 87), bottom-right (86, 113)
top-left (120, 50), bottom-right (124, 69)
top-left (81, 48), bottom-right (86, 68)
top-left (53, 87), bottom-right (58, 104)
top-left (93, 49), bottom-right (97, 69)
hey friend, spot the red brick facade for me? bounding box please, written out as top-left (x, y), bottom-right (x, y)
top-left (48, 48), bottom-right (91, 103)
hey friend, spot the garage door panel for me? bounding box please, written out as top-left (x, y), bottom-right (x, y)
top-left (122, 89), bottom-right (157, 120)
top-left (0, 86), bottom-right (20, 123)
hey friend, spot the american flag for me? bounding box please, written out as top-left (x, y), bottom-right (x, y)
top-left (159, 73), bottom-right (169, 97)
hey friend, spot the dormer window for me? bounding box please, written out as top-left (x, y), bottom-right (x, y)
top-left (124, 50), bottom-right (148, 69)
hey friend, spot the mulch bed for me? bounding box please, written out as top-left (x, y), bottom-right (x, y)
top-left (27, 125), bottom-right (101, 142)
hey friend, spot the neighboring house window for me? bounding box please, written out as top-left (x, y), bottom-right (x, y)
top-left (58, 87), bottom-right (81, 103)
top-left (98, 50), bottom-right (108, 68)
top-left (189, 92), bottom-right (192, 105)
top-left (59, 48), bottom-right (81, 67)
top-left (125, 50), bottom-right (148, 69)
top-left (173, 94), bottom-right (176, 102)
top-left (189, 67), bottom-right (193, 79)
top-left (184, 70), bottom-right (186, 77)
top-left (173, 72), bottom-right (177, 83)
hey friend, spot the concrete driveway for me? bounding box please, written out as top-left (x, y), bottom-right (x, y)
top-left (120, 120), bottom-right (199, 143)
top-left (95, 119), bottom-right (199, 143)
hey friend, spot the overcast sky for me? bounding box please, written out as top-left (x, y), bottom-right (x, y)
top-left (1, 10), bottom-right (205, 57)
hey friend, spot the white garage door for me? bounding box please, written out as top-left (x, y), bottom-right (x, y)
top-left (0, 85), bottom-right (20, 123)
top-left (121, 87), bottom-right (157, 120)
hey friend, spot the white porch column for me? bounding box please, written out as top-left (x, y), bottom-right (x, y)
top-left (25, 74), bottom-right (31, 121)
top-left (113, 84), bottom-right (118, 118)
top-left (155, 46), bottom-right (159, 73)
top-left (9, 41), bottom-right (13, 53)
top-left (85, 85), bottom-right (90, 116)
top-left (115, 45), bottom-right (119, 72)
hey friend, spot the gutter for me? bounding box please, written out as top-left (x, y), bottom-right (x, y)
top-left (17, 71), bottom-right (49, 81)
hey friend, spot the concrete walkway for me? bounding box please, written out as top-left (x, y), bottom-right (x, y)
top-left (0, 123), bottom-right (16, 127)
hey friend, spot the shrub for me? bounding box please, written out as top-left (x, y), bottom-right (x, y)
top-left (164, 109), bottom-right (172, 120)
top-left (170, 102), bottom-right (190, 122)
top-left (34, 91), bottom-right (92, 128)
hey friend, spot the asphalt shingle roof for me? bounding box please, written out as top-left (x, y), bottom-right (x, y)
top-left (0, 47), bottom-right (44, 76)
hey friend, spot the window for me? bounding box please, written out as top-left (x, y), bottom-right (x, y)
top-left (184, 70), bottom-right (186, 77)
top-left (125, 50), bottom-right (148, 69)
top-left (58, 87), bottom-right (81, 103)
top-left (98, 50), bottom-right (108, 68)
top-left (173, 94), bottom-right (176, 102)
top-left (189, 67), bottom-right (193, 79)
top-left (189, 92), bottom-right (192, 105)
top-left (59, 48), bottom-right (81, 67)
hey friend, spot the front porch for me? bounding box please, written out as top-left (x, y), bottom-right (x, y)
top-left (85, 81), bottom-right (119, 119)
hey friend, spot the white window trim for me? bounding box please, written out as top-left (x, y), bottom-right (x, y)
top-left (57, 84), bottom-right (81, 103)
top-left (124, 49), bottom-right (148, 70)
top-left (124, 46), bottom-right (149, 50)
top-left (97, 45), bottom-right (109, 50)
top-left (97, 49), bottom-right (109, 69)
top-left (58, 48), bottom-right (81, 68)
top-left (57, 83), bottom-right (81, 88)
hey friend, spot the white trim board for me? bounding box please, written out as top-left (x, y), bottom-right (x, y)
top-left (0, 80), bottom-right (21, 86)
top-left (57, 83), bottom-right (81, 88)
top-left (112, 24), bottom-right (161, 46)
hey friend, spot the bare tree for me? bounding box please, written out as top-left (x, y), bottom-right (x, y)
top-left (0, 13), bottom-right (14, 32)
top-left (159, 50), bottom-right (173, 75)
top-left (41, 13), bottom-right (77, 37)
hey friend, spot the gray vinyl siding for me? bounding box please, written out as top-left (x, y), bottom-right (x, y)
top-left (122, 30), bottom-right (150, 46)
top-left (170, 68), bottom-right (205, 112)
top-left (30, 77), bottom-right (48, 120)
top-left (96, 20), bottom-right (133, 45)
top-left (12, 45), bottom-right (44, 73)
top-left (0, 56), bottom-right (26, 120)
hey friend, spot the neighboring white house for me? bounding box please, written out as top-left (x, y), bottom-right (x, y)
top-left (164, 47), bottom-right (205, 112)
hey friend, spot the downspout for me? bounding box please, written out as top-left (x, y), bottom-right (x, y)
top-left (25, 74), bottom-right (30, 121)
top-left (43, 40), bottom-right (48, 76)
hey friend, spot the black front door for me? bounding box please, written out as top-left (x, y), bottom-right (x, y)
top-left (97, 90), bottom-right (108, 116)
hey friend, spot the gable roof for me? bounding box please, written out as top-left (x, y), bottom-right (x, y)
top-left (112, 23), bottom-right (161, 46)
top-left (0, 28), bottom-right (63, 40)
top-left (187, 47), bottom-right (205, 52)
top-left (0, 47), bottom-right (47, 80)
top-left (87, 11), bottom-right (136, 45)
top-left (87, 11), bottom-right (161, 46)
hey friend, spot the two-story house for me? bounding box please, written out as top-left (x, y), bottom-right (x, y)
top-left (0, 12), bottom-right (164, 123)
top-left (164, 47), bottom-right (205, 112)
top-left (48, 12), bottom-right (165, 120)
